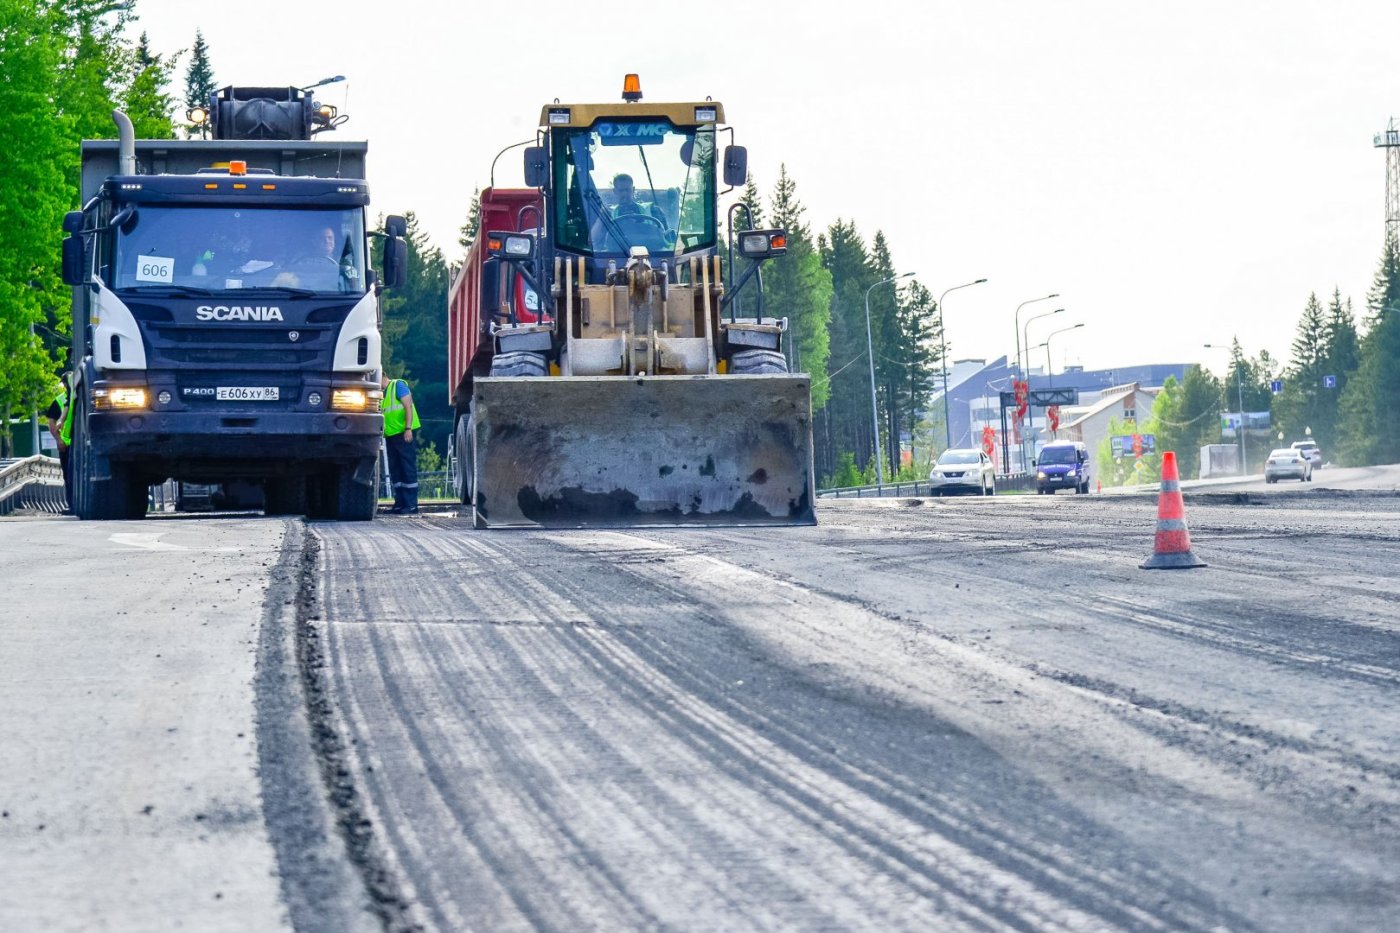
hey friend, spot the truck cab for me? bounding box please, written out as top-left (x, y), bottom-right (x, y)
top-left (62, 87), bottom-right (407, 520)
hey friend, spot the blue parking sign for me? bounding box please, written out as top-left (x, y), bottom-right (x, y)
top-left (1270, 380), bottom-right (1283, 394)
top-left (1323, 374), bottom-right (1337, 389)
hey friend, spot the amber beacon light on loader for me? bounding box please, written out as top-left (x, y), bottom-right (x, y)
top-left (447, 75), bottom-right (816, 528)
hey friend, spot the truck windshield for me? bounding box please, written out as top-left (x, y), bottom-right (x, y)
top-left (552, 120), bottom-right (716, 258)
top-left (1039, 447), bottom-right (1079, 465)
top-left (111, 206), bottom-right (366, 295)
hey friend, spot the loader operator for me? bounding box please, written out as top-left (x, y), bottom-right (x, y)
top-left (380, 373), bottom-right (420, 514)
top-left (590, 174), bottom-right (668, 252)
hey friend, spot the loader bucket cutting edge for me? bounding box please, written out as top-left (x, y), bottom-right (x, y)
top-left (471, 374), bottom-right (816, 528)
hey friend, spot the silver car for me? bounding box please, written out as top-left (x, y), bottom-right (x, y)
top-left (1265, 448), bottom-right (1312, 483)
top-left (929, 448), bottom-right (996, 496)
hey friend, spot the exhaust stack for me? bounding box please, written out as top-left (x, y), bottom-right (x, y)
top-left (112, 110), bottom-right (136, 174)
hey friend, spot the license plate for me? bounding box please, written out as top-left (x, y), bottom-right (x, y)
top-left (216, 386), bottom-right (280, 401)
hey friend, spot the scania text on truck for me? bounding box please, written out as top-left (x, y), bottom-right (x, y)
top-left (60, 84), bottom-right (408, 520)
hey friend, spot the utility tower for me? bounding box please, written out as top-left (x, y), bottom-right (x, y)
top-left (1376, 116), bottom-right (1400, 240)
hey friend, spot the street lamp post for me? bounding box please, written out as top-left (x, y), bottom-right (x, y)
top-left (1019, 307), bottom-right (1064, 471)
top-left (938, 278), bottom-right (988, 448)
top-left (1204, 343), bottom-right (1247, 476)
top-left (865, 272), bottom-right (915, 490)
top-left (1013, 293), bottom-right (1059, 382)
top-left (1043, 322), bottom-right (1085, 387)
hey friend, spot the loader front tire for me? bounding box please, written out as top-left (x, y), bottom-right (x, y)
top-left (490, 351), bottom-right (548, 378)
top-left (729, 349), bottom-right (788, 375)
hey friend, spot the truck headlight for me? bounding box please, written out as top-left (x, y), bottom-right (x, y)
top-left (330, 388), bottom-right (382, 412)
top-left (93, 387), bottom-right (148, 410)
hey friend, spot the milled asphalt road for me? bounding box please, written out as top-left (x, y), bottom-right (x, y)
top-left (0, 515), bottom-right (374, 933)
top-left (3, 475), bottom-right (1398, 931)
top-left (313, 485), bottom-right (1400, 931)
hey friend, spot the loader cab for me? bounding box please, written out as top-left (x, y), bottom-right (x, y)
top-left (532, 94), bottom-right (736, 280)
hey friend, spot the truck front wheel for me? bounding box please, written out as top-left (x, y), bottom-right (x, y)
top-left (72, 393), bottom-right (147, 520)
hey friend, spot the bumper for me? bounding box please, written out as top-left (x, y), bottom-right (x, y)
top-left (89, 409), bottom-right (381, 470)
top-left (1266, 467), bottom-right (1307, 480)
top-left (929, 478), bottom-right (983, 494)
top-left (1037, 473), bottom-right (1082, 490)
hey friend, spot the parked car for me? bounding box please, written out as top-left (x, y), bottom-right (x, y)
top-left (1290, 440), bottom-right (1323, 469)
top-left (1265, 448), bottom-right (1312, 483)
top-left (929, 448), bottom-right (996, 496)
top-left (1035, 441), bottom-right (1091, 494)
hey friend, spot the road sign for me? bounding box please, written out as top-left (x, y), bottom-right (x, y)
top-left (1270, 379), bottom-right (1283, 394)
top-left (1323, 374), bottom-right (1337, 389)
top-left (1028, 387), bottom-right (1078, 407)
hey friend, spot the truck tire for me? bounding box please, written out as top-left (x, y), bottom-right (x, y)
top-left (490, 351), bottom-right (547, 378)
top-left (306, 461), bottom-right (376, 521)
top-left (72, 393), bottom-right (146, 520)
top-left (729, 349), bottom-right (788, 374)
top-left (454, 407), bottom-right (474, 506)
top-left (264, 477), bottom-right (307, 515)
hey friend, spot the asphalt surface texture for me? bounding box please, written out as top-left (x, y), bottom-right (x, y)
top-left (3, 468), bottom-right (1398, 931)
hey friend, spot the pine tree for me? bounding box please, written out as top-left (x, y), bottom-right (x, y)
top-left (894, 281), bottom-right (940, 468)
top-left (764, 165), bottom-right (831, 408)
top-left (457, 188), bottom-right (482, 251)
top-left (183, 29), bottom-right (215, 138)
top-left (1338, 234), bottom-right (1400, 464)
top-left (1273, 293), bottom-right (1328, 447)
top-left (123, 32), bottom-right (175, 139)
top-left (819, 219), bottom-right (876, 479)
top-left (379, 213), bottom-right (452, 456)
top-left (737, 173), bottom-right (763, 230)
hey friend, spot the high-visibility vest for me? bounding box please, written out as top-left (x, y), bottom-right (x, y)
top-left (55, 386), bottom-right (74, 446)
top-left (381, 379), bottom-right (420, 436)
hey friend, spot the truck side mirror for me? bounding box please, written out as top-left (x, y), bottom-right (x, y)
top-left (62, 211), bottom-right (86, 285)
top-left (523, 146), bottom-right (548, 188)
top-left (382, 238), bottom-right (407, 289)
top-left (722, 145), bottom-right (747, 187)
top-left (384, 214), bottom-right (407, 238)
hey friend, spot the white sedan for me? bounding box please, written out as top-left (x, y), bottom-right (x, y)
top-left (929, 449), bottom-right (996, 496)
top-left (1265, 448), bottom-right (1312, 483)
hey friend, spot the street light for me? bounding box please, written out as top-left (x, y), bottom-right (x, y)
top-left (1022, 308), bottom-right (1065, 379)
top-left (938, 277), bottom-right (988, 448)
top-left (1018, 307), bottom-right (1064, 471)
top-left (1043, 323), bottom-right (1085, 386)
top-left (865, 272), bottom-right (915, 490)
top-left (1013, 293), bottom-right (1059, 381)
top-left (1204, 343), bottom-right (1247, 476)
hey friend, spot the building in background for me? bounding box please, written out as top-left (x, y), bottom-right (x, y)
top-left (931, 361), bottom-right (1190, 472)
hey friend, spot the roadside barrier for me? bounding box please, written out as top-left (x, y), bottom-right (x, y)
top-left (1140, 450), bottom-right (1206, 569)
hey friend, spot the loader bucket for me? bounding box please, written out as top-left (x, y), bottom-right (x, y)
top-left (470, 374), bottom-right (815, 528)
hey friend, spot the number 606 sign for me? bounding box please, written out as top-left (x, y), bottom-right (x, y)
top-left (135, 254), bottom-right (174, 284)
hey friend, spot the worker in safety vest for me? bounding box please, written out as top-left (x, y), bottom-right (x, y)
top-left (44, 373), bottom-right (75, 512)
top-left (380, 373), bottom-right (421, 514)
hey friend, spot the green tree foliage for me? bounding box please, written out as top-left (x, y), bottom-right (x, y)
top-left (764, 165), bottom-right (831, 408)
top-left (0, 0), bottom-right (68, 453)
top-left (182, 28), bottom-right (215, 137)
top-left (379, 213), bottom-right (452, 458)
top-left (457, 187), bottom-right (481, 251)
top-left (818, 219), bottom-right (876, 480)
top-left (1150, 365), bottom-right (1224, 478)
top-left (123, 31), bottom-right (175, 139)
top-left (1338, 234), bottom-right (1400, 465)
top-left (1272, 293), bottom-right (1329, 448)
top-left (737, 173), bottom-right (763, 229)
top-left (891, 280), bottom-right (940, 469)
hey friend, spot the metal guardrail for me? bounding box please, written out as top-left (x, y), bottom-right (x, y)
top-left (0, 456), bottom-right (66, 515)
top-left (817, 472), bottom-right (1035, 498)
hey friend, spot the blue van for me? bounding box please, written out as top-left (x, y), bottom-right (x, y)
top-left (1035, 441), bottom-right (1091, 494)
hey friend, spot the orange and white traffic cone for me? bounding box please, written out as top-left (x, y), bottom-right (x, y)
top-left (1140, 451), bottom-right (1206, 569)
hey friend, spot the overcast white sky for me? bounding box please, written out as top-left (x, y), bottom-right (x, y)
top-left (127, 0), bottom-right (1400, 376)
